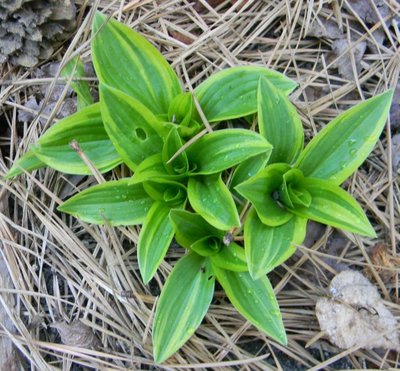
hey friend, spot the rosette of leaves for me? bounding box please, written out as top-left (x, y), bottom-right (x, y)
top-left (6, 12), bottom-right (292, 285)
top-left (235, 77), bottom-right (393, 279)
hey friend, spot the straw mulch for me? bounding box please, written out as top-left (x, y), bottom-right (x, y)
top-left (1, 0), bottom-right (399, 369)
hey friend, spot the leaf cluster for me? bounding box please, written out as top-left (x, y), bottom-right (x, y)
top-left (6, 12), bottom-right (393, 363)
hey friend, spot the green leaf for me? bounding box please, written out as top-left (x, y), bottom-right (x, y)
top-left (296, 90), bottom-right (394, 184)
top-left (32, 103), bottom-right (121, 174)
top-left (211, 243), bottom-right (248, 272)
top-left (153, 253), bottom-right (214, 363)
top-left (169, 210), bottom-right (223, 249)
top-left (188, 174), bottom-right (240, 230)
top-left (61, 56), bottom-right (93, 110)
top-left (235, 164), bottom-right (293, 226)
top-left (195, 66), bottom-right (298, 122)
top-left (162, 127), bottom-right (189, 175)
top-left (92, 12), bottom-right (182, 114)
top-left (186, 129), bottom-right (272, 175)
top-left (100, 84), bottom-right (166, 171)
top-left (230, 153), bottom-right (269, 193)
top-left (212, 264), bottom-right (287, 345)
top-left (138, 202), bottom-right (182, 283)
top-left (258, 77), bottom-right (303, 164)
top-left (57, 179), bottom-right (152, 225)
top-left (168, 92), bottom-right (194, 127)
top-left (130, 154), bottom-right (185, 184)
top-left (142, 180), bottom-right (187, 206)
top-left (5, 151), bottom-right (44, 179)
top-left (291, 178), bottom-right (376, 237)
top-left (244, 208), bottom-right (307, 279)
top-left (190, 236), bottom-right (222, 257)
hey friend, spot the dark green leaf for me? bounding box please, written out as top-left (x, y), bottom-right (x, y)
top-left (291, 178), bottom-right (376, 237)
top-left (33, 103), bottom-right (121, 174)
top-left (92, 12), bottom-right (182, 114)
top-left (186, 129), bottom-right (272, 175)
top-left (235, 164), bottom-right (293, 226)
top-left (258, 77), bottom-right (303, 164)
top-left (188, 174), bottom-right (240, 230)
top-left (153, 253), bottom-right (214, 363)
top-left (212, 264), bottom-right (287, 345)
top-left (100, 84), bottom-right (166, 170)
top-left (57, 179), bottom-right (152, 225)
top-left (296, 90), bottom-right (394, 184)
top-left (195, 66), bottom-right (297, 122)
top-left (169, 209), bottom-right (223, 248)
top-left (138, 202), bottom-right (181, 283)
top-left (244, 208), bottom-right (307, 278)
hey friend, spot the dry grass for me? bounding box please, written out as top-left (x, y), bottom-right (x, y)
top-left (1, 0), bottom-right (400, 369)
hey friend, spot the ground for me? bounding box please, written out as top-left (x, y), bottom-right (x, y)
top-left (0, 0), bottom-right (399, 370)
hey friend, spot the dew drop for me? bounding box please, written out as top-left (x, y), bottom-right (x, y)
top-left (347, 138), bottom-right (356, 147)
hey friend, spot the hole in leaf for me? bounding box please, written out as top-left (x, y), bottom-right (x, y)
top-left (208, 275), bottom-right (213, 281)
top-left (134, 128), bottom-right (147, 141)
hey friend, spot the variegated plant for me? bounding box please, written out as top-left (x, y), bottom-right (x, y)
top-left (6, 12), bottom-right (393, 364)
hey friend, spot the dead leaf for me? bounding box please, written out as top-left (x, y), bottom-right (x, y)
top-left (343, 0), bottom-right (393, 24)
top-left (365, 244), bottom-right (400, 283)
top-left (307, 17), bottom-right (343, 39)
top-left (51, 321), bottom-right (101, 349)
top-left (316, 270), bottom-right (400, 351)
top-left (331, 38), bottom-right (367, 80)
top-left (390, 85), bottom-right (400, 131)
top-left (392, 134), bottom-right (400, 175)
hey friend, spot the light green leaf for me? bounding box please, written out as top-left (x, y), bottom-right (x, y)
top-left (211, 243), bottom-right (248, 272)
top-left (92, 12), bottom-right (182, 114)
top-left (100, 84), bottom-right (165, 171)
top-left (190, 236), bottom-right (222, 257)
top-left (258, 76), bottom-right (303, 164)
top-left (235, 164), bottom-right (293, 226)
top-left (244, 208), bottom-right (307, 279)
top-left (130, 154), bottom-right (185, 184)
top-left (32, 103), bottom-right (121, 174)
top-left (5, 151), bottom-right (44, 179)
top-left (168, 92), bottom-right (194, 127)
top-left (138, 202), bottom-right (182, 283)
top-left (212, 264), bottom-right (287, 345)
top-left (291, 178), bottom-right (376, 237)
top-left (188, 174), bottom-right (240, 230)
top-left (230, 153), bottom-right (269, 193)
top-left (153, 253), bottom-right (214, 363)
top-left (169, 210), bottom-right (223, 249)
top-left (195, 66), bottom-right (297, 122)
top-left (162, 127), bottom-right (189, 175)
top-left (142, 180), bottom-right (187, 206)
top-left (296, 90), bottom-right (394, 184)
top-left (186, 129), bottom-right (272, 175)
top-left (57, 179), bottom-right (152, 225)
top-left (61, 56), bottom-right (93, 110)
